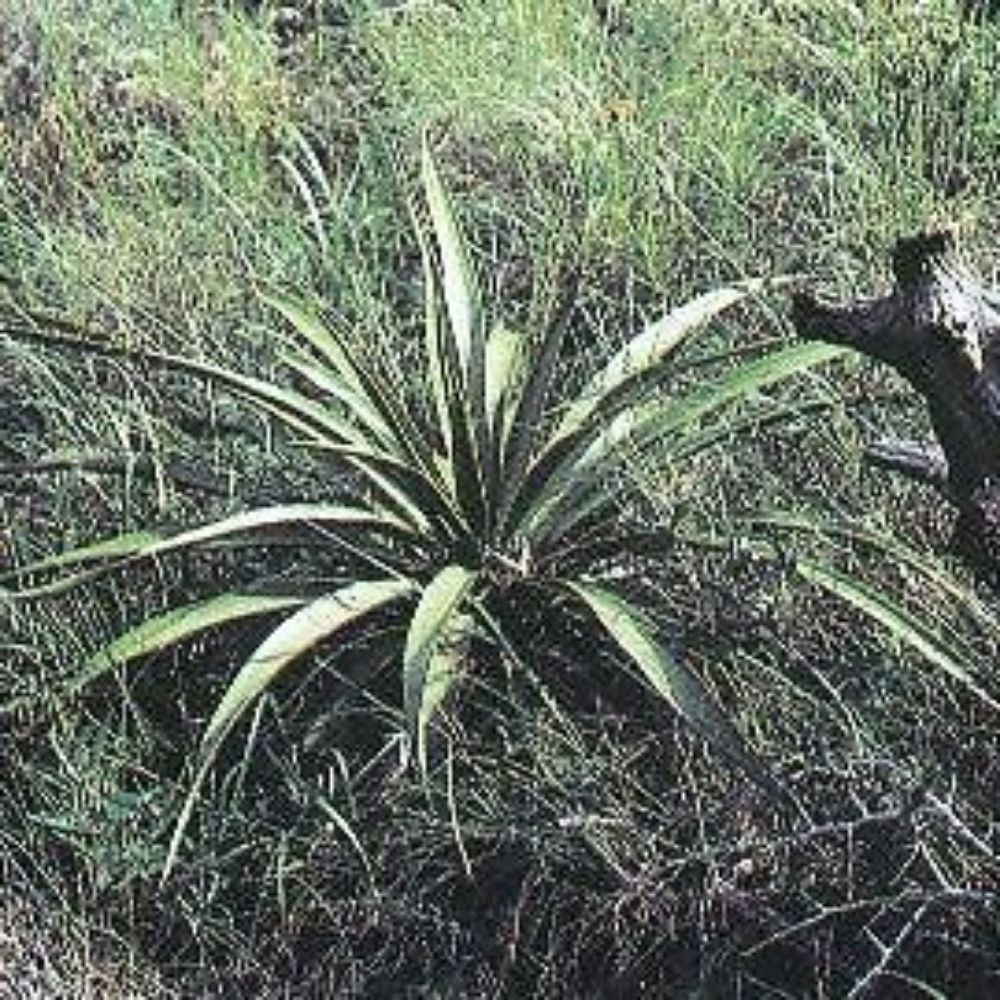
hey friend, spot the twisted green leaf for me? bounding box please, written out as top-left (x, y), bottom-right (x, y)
top-left (403, 565), bottom-right (477, 769)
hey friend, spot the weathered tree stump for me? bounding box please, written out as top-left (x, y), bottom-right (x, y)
top-left (791, 231), bottom-right (1000, 581)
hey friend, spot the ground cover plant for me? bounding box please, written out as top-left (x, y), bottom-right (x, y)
top-left (2, 0), bottom-right (1000, 996)
top-left (2, 138), bottom-right (845, 870)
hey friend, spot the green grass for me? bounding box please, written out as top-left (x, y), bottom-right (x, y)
top-left (2, 0), bottom-right (1000, 995)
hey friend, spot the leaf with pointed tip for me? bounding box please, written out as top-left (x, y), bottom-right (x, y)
top-left (277, 152), bottom-right (330, 260)
top-left (483, 325), bottom-right (527, 517)
top-left (77, 593), bottom-right (305, 692)
top-left (485, 326), bottom-right (526, 439)
top-left (225, 374), bottom-right (370, 449)
top-left (104, 344), bottom-right (367, 453)
top-left (162, 578), bottom-right (415, 882)
top-left (796, 559), bottom-right (1000, 711)
top-left (206, 580), bottom-right (415, 750)
top-left (565, 580), bottom-right (787, 802)
top-left (2, 530), bottom-right (161, 585)
top-left (556, 281), bottom-right (766, 439)
top-left (607, 342), bottom-right (843, 466)
top-left (344, 454), bottom-right (436, 536)
top-left (314, 794), bottom-right (373, 883)
top-left (8, 505), bottom-right (413, 599)
top-left (403, 565), bottom-right (477, 766)
top-left (280, 128), bottom-right (334, 260)
top-left (524, 342), bottom-right (844, 543)
top-left (420, 138), bottom-right (481, 393)
top-left (753, 509), bottom-right (1000, 640)
top-left (498, 265), bottom-right (580, 530)
top-left (417, 612), bottom-right (473, 772)
top-left (143, 503), bottom-right (414, 561)
top-left (281, 350), bottom-right (397, 450)
top-left (412, 207), bottom-right (486, 533)
top-left (414, 203), bottom-right (452, 453)
top-left (420, 143), bottom-right (489, 529)
top-left (263, 295), bottom-right (369, 398)
top-left (1, 319), bottom-right (365, 451)
top-left (266, 295), bottom-right (443, 485)
top-left (529, 399), bottom-right (832, 556)
top-left (310, 443), bottom-right (462, 541)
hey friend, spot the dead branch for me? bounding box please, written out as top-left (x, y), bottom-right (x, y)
top-left (791, 231), bottom-right (1000, 577)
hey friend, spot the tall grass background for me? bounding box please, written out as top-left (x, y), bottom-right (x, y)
top-left (2, 0), bottom-right (1000, 995)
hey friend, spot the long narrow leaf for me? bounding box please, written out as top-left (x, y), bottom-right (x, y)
top-left (414, 201), bottom-right (452, 454)
top-left (263, 295), bottom-right (369, 397)
top-left (420, 143), bottom-right (488, 532)
top-left (9, 505), bottom-right (414, 598)
top-left (417, 612), bottom-right (473, 772)
top-left (310, 443), bottom-right (464, 542)
top-left (483, 326), bottom-right (527, 527)
top-left (1, 531), bottom-right (161, 584)
top-left (282, 350), bottom-right (397, 450)
top-left (412, 206), bottom-right (485, 531)
top-left (163, 578), bottom-right (415, 881)
top-left (484, 326), bottom-right (526, 440)
top-left (556, 281), bottom-right (766, 439)
top-left (566, 580), bottom-right (787, 801)
top-left (753, 510), bottom-right (1000, 639)
top-left (78, 593), bottom-right (305, 691)
top-left (0, 319), bottom-right (364, 450)
top-left (266, 295), bottom-right (445, 489)
top-left (796, 559), bottom-right (1000, 711)
top-left (498, 265), bottom-right (581, 530)
top-left (143, 503), bottom-right (413, 562)
top-left (596, 342), bottom-right (844, 466)
top-left (403, 565), bottom-right (476, 767)
top-left (536, 400), bottom-right (833, 557)
top-left (420, 138), bottom-right (482, 401)
top-left (277, 152), bottom-right (330, 260)
top-left (206, 580), bottom-right (415, 749)
top-left (220, 373), bottom-right (369, 449)
top-left (525, 342), bottom-right (844, 542)
top-left (342, 454), bottom-right (435, 535)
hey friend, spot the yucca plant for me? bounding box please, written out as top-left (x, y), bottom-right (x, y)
top-left (1, 141), bottom-right (843, 876)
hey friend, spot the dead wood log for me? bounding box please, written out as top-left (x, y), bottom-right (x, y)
top-left (790, 230), bottom-right (1000, 579)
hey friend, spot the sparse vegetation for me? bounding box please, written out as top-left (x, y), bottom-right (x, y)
top-left (2, 1), bottom-right (1000, 996)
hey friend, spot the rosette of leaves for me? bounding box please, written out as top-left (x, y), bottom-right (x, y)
top-left (1, 142), bottom-right (843, 876)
